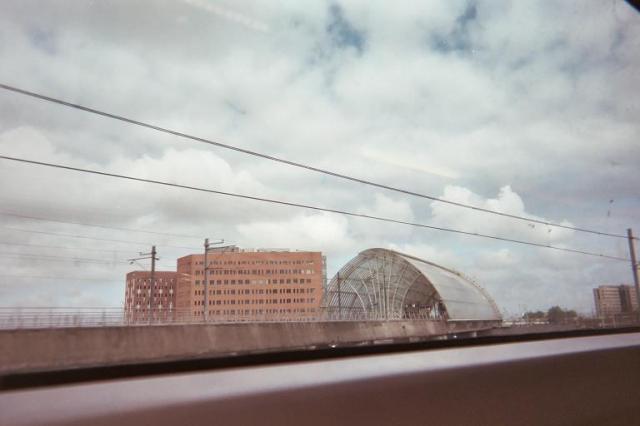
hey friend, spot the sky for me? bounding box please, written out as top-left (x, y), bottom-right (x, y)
top-left (0, 1), bottom-right (638, 316)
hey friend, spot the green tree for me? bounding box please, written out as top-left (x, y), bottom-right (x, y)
top-left (547, 306), bottom-right (577, 324)
top-left (523, 310), bottom-right (545, 321)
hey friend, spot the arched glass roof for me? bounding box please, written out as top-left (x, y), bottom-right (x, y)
top-left (322, 248), bottom-right (501, 321)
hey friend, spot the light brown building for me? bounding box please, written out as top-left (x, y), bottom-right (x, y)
top-left (593, 285), bottom-right (638, 318)
top-left (176, 247), bottom-right (325, 320)
top-left (125, 271), bottom-right (178, 321)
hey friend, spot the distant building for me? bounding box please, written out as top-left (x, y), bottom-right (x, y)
top-left (124, 271), bottom-right (178, 321)
top-left (593, 285), bottom-right (638, 318)
top-left (176, 247), bottom-right (325, 320)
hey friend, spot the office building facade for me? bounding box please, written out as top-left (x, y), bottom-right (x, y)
top-left (124, 271), bottom-right (178, 321)
top-left (593, 284), bottom-right (638, 318)
top-left (176, 248), bottom-right (325, 320)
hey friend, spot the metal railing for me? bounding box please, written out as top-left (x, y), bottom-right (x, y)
top-left (0, 307), bottom-right (440, 330)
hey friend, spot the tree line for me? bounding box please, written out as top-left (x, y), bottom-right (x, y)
top-left (523, 306), bottom-right (578, 324)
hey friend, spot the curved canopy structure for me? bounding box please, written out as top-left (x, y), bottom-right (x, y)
top-left (322, 248), bottom-right (501, 321)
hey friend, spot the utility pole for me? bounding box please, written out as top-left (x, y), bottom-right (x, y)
top-left (150, 245), bottom-right (156, 319)
top-left (203, 238), bottom-right (210, 322)
top-left (627, 229), bottom-right (640, 321)
top-left (203, 238), bottom-right (228, 323)
top-left (128, 246), bottom-right (158, 324)
top-left (337, 272), bottom-right (341, 320)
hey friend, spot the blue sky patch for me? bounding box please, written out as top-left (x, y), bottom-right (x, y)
top-left (326, 4), bottom-right (365, 54)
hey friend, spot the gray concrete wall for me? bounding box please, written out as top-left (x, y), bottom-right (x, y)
top-left (479, 323), bottom-right (595, 336)
top-left (0, 320), bottom-right (496, 374)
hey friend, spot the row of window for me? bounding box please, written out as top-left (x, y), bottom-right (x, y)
top-left (194, 269), bottom-right (315, 276)
top-left (129, 303), bottom-right (174, 309)
top-left (128, 279), bottom-right (175, 284)
top-left (194, 298), bottom-right (316, 306)
top-left (195, 288), bottom-right (315, 296)
top-left (195, 278), bottom-right (314, 285)
top-left (127, 295), bottom-right (174, 302)
top-left (193, 288), bottom-right (316, 296)
top-left (125, 288), bottom-right (173, 296)
top-left (127, 284), bottom-right (175, 291)
top-left (197, 259), bottom-right (315, 266)
top-left (193, 308), bottom-right (318, 316)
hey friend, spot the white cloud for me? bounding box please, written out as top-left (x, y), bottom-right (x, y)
top-left (474, 248), bottom-right (517, 270)
top-left (362, 193), bottom-right (414, 222)
top-left (387, 242), bottom-right (461, 271)
top-left (181, 0), bottom-right (270, 33)
top-left (430, 185), bottom-right (575, 242)
top-left (237, 212), bottom-right (352, 252)
top-left (362, 146), bottom-right (460, 179)
top-left (0, 1), bottom-right (637, 314)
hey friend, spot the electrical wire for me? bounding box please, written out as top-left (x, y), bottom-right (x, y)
top-left (0, 252), bottom-right (130, 265)
top-left (0, 155), bottom-right (629, 262)
top-left (0, 82), bottom-right (628, 240)
top-left (0, 211), bottom-right (205, 240)
top-left (0, 274), bottom-right (116, 282)
top-left (0, 241), bottom-right (137, 254)
top-left (1, 224), bottom-right (200, 251)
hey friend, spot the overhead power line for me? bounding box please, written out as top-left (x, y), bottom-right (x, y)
top-left (0, 274), bottom-right (116, 282)
top-left (1, 224), bottom-right (200, 251)
top-left (0, 82), bottom-right (627, 240)
top-left (0, 241), bottom-right (137, 254)
top-left (0, 211), bottom-right (204, 240)
top-left (0, 252), bottom-right (129, 265)
top-left (0, 155), bottom-right (629, 262)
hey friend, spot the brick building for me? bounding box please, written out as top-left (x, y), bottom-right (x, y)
top-left (175, 247), bottom-right (325, 320)
top-left (593, 284), bottom-right (638, 318)
top-left (125, 271), bottom-right (178, 321)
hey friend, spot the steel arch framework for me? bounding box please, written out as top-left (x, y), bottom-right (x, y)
top-left (322, 248), bottom-right (501, 321)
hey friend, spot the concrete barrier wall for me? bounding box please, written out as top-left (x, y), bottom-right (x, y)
top-left (0, 320), bottom-right (499, 374)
